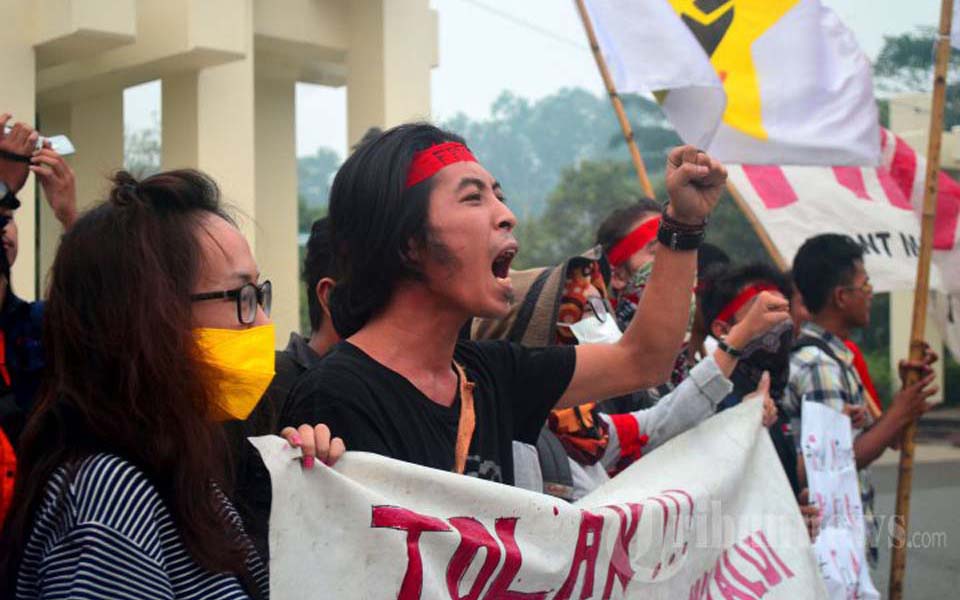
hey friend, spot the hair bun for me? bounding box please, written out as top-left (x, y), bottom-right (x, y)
top-left (110, 171), bottom-right (141, 207)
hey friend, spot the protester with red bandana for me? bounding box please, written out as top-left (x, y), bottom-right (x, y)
top-left (287, 123), bottom-right (790, 485)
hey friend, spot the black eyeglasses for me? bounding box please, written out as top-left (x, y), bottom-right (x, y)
top-left (190, 280), bottom-right (272, 325)
top-left (842, 279), bottom-right (873, 295)
top-left (584, 296), bottom-right (608, 323)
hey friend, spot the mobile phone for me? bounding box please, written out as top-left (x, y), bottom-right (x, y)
top-left (3, 124), bottom-right (75, 156)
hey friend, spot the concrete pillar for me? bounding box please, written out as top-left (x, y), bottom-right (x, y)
top-left (159, 0), bottom-right (299, 345)
top-left (161, 73), bottom-right (199, 169)
top-left (70, 92), bottom-right (125, 212)
top-left (346, 0), bottom-right (436, 146)
top-left (890, 290), bottom-right (945, 404)
top-left (254, 75), bottom-right (299, 342)
top-left (0, 0), bottom-right (38, 299)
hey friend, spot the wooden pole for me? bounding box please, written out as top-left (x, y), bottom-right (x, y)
top-left (888, 0), bottom-right (953, 597)
top-left (725, 180), bottom-right (788, 270)
top-left (573, 0), bottom-right (656, 198)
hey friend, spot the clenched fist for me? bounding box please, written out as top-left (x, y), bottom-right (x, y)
top-left (665, 145), bottom-right (727, 225)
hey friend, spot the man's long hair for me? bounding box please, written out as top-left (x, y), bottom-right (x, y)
top-left (0, 170), bottom-right (255, 593)
top-left (327, 123), bottom-right (467, 337)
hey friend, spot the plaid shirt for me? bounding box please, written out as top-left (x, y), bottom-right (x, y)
top-left (785, 322), bottom-right (878, 567)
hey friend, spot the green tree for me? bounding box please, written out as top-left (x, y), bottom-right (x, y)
top-left (124, 111), bottom-right (161, 178)
top-left (297, 147), bottom-right (340, 220)
top-left (513, 158), bottom-right (772, 271)
top-left (442, 88), bottom-right (677, 219)
top-left (874, 28), bottom-right (960, 128)
top-left (298, 194), bottom-right (326, 236)
top-left (514, 160), bottom-right (661, 269)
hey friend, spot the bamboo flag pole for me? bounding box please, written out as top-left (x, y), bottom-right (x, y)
top-left (888, 0), bottom-right (953, 597)
top-left (574, 0), bottom-right (656, 198)
top-left (725, 181), bottom-right (788, 270)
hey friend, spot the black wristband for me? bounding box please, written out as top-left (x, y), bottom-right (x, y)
top-left (657, 203), bottom-right (707, 251)
top-left (717, 338), bottom-right (743, 358)
top-left (0, 149), bottom-right (31, 164)
top-left (657, 220), bottom-right (705, 251)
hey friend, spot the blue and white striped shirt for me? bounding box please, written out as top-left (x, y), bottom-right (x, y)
top-left (16, 453), bottom-right (269, 599)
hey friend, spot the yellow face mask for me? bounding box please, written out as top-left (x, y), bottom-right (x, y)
top-left (195, 323), bottom-right (276, 421)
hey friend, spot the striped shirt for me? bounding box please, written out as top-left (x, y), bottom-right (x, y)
top-left (785, 321), bottom-right (878, 567)
top-left (16, 453), bottom-right (269, 599)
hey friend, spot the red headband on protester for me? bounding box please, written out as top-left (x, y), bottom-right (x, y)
top-left (715, 283), bottom-right (778, 325)
top-left (607, 217), bottom-right (662, 268)
top-left (405, 142), bottom-right (478, 188)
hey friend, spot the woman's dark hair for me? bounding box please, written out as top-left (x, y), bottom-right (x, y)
top-left (328, 122), bottom-right (467, 337)
top-left (595, 197), bottom-right (662, 254)
top-left (792, 233), bottom-right (864, 314)
top-left (701, 262), bottom-right (794, 328)
top-left (0, 170), bottom-right (254, 592)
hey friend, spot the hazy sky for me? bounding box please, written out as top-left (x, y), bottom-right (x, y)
top-left (126, 0), bottom-right (941, 161)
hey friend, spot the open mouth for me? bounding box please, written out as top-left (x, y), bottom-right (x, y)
top-left (492, 247), bottom-right (516, 283)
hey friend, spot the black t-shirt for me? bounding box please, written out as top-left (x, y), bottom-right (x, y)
top-left (285, 340), bottom-right (576, 485)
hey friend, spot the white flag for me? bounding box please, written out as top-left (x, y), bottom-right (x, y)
top-left (583, 0), bottom-right (726, 149)
top-left (585, 0), bottom-right (880, 165)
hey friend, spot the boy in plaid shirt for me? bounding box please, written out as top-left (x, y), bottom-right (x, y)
top-left (786, 234), bottom-right (937, 567)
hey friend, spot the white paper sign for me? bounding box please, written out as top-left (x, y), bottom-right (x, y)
top-left (801, 401), bottom-right (879, 600)
top-left (251, 401), bottom-right (827, 599)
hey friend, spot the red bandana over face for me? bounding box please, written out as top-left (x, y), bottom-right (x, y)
top-left (556, 260), bottom-right (609, 346)
top-left (405, 142), bottom-right (478, 188)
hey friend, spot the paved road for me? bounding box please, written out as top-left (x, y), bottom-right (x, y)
top-left (869, 446), bottom-right (960, 599)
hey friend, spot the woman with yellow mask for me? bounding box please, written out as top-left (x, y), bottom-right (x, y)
top-left (0, 169), bottom-right (341, 599)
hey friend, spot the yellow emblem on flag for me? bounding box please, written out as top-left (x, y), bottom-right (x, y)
top-left (668, 0), bottom-right (800, 140)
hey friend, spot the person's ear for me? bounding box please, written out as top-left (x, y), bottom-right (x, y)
top-left (831, 286), bottom-right (847, 312)
top-left (711, 320), bottom-right (731, 339)
top-left (316, 278), bottom-right (336, 318)
top-left (610, 267), bottom-right (628, 291)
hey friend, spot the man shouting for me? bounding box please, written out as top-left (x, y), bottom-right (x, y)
top-left (288, 124), bottom-right (789, 484)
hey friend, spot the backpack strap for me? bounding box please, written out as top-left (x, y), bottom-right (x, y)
top-left (536, 426), bottom-right (574, 501)
top-left (506, 267), bottom-right (553, 343)
top-left (793, 335), bottom-right (840, 362)
top-left (793, 335), bottom-right (857, 402)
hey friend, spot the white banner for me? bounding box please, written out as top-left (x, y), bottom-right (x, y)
top-left (251, 401), bottom-right (826, 599)
top-left (802, 402), bottom-right (879, 599)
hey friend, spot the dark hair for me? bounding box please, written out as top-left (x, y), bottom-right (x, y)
top-left (697, 243), bottom-right (731, 282)
top-left (304, 217), bottom-right (336, 332)
top-left (0, 170), bottom-right (253, 592)
top-left (701, 262), bottom-right (793, 328)
top-left (595, 197), bottom-right (662, 253)
top-left (327, 122), bottom-right (467, 337)
top-left (791, 233), bottom-right (863, 314)
top-left (353, 127), bottom-right (384, 152)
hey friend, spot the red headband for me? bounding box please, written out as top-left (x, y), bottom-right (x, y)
top-left (715, 283), bottom-right (778, 325)
top-left (405, 142), bottom-right (478, 188)
top-left (607, 217), bottom-right (662, 267)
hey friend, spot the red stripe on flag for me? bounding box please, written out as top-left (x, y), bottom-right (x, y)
top-left (888, 134), bottom-right (917, 199)
top-left (935, 172), bottom-right (960, 250)
top-left (743, 165), bottom-right (797, 209)
top-left (876, 168), bottom-right (913, 210)
top-left (832, 167), bottom-right (869, 200)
